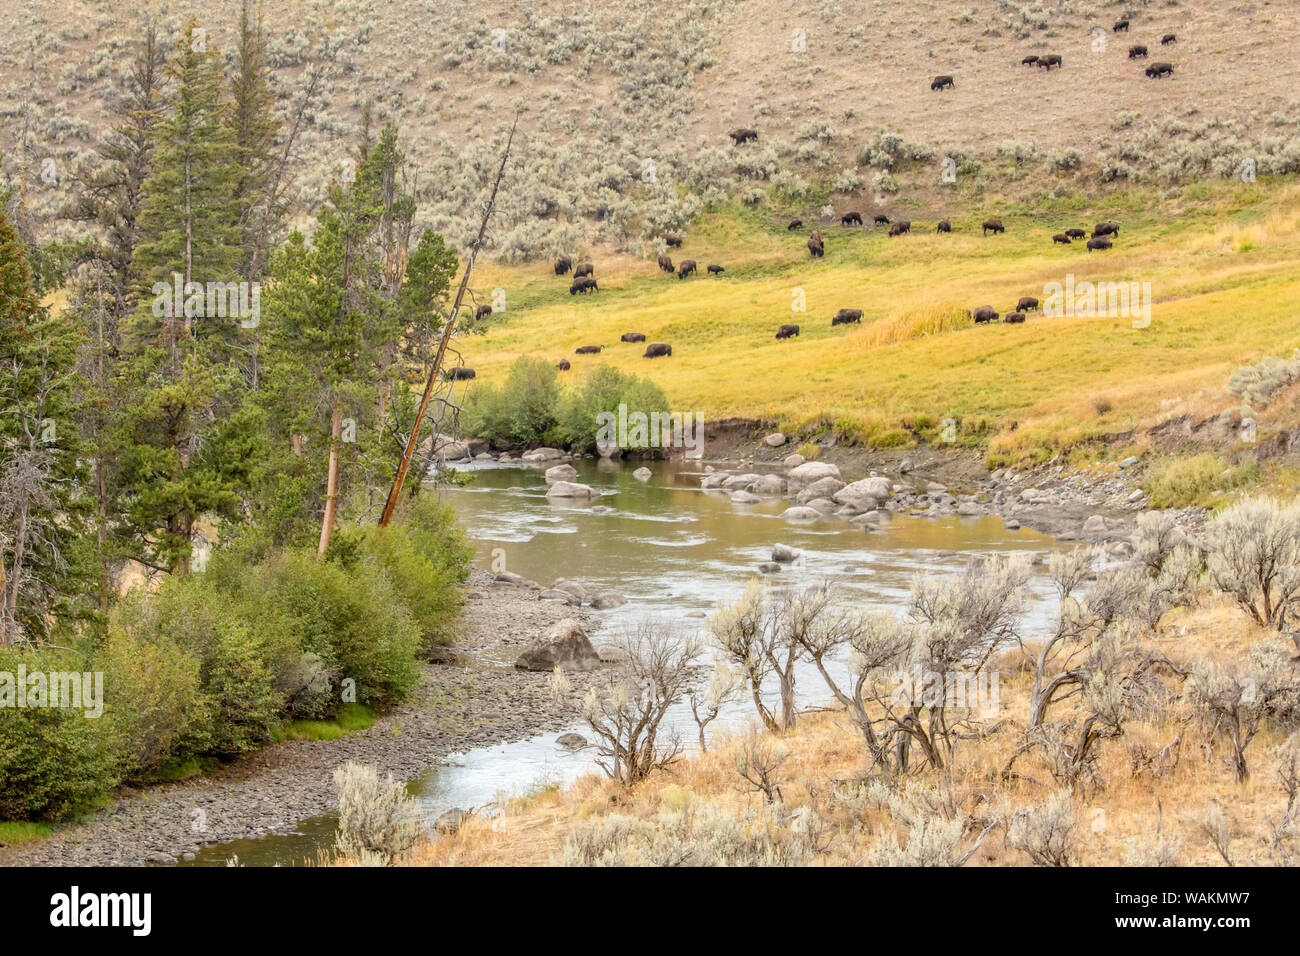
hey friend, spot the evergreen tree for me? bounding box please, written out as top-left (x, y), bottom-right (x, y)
top-left (227, 0), bottom-right (281, 282)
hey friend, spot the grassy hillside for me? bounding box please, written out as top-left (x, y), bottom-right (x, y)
top-left (463, 178), bottom-right (1300, 468)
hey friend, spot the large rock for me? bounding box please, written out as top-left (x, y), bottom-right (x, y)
top-left (833, 476), bottom-right (893, 509)
top-left (787, 461), bottom-right (842, 490)
top-left (751, 474), bottom-right (788, 496)
top-left (782, 454), bottom-right (805, 468)
top-left (633, 467), bottom-right (653, 481)
top-left (721, 473), bottom-right (761, 490)
top-left (1082, 514), bottom-right (1107, 535)
top-left (494, 571), bottom-right (537, 588)
top-left (551, 579), bottom-right (587, 602)
top-left (426, 434), bottom-right (469, 460)
top-left (522, 447), bottom-right (566, 462)
top-left (731, 490), bottom-right (761, 504)
top-left (589, 592), bottom-right (627, 610)
top-left (772, 544), bottom-right (799, 562)
top-left (781, 506), bottom-right (822, 522)
top-left (796, 476), bottom-right (846, 503)
top-left (545, 463), bottom-right (578, 484)
top-left (763, 432), bottom-right (787, 447)
top-left (546, 481), bottom-right (599, 498)
top-left (700, 472), bottom-right (732, 490)
top-left (539, 588), bottom-right (580, 605)
top-left (515, 619), bottom-right (602, 672)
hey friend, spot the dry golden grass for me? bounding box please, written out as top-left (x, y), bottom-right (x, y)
top-left (395, 600), bottom-right (1298, 867)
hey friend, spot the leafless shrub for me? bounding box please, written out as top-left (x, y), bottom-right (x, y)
top-left (1199, 804), bottom-right (1236, 866)
top-left (687, 661), bottom-right (744, 752)
top-left (1006, 790), bottom-right (1078, 867)
top-left (734, 735), bottom-right (788, 804)
top-left (866, 782), bottom-right (996, 867)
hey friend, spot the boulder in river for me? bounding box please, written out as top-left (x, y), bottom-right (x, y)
top-left (546, 481), bottom-right (599, 498)
top-left (731, 490), bottom-right (761, 504)
top-left (1082, 514), bottom-right (1107, 535)
top-left (796, 476), bottom-right (846, 503)
top-left (556, 733), bottom-right (588, 750)
top-left (539, 589), bottom-right (580, 605)
top-left (772, 544), bottom-right (799, 562)
top-left (522, 447), bottom-right (566, 462)
top-left (783, 454), bottom-right (805, 468)
top-left (701, 472), bottom-right (732, 490)
top-left (633, 467), bottom-right (652, 481)
top-left (516, 619), bottom-right (602, 671)
top-left (589, 592), bottom-right (627, 610)
top-left (552, 579), bottom-right (587, 602)
top-left (722, 472), bottom-right (761, 490)
top-left (787, 461), bottom-right (842, 489)
top-left (758, 562), bottom-right (782, 573)
top-left (833, 476), bottom-right (892, 509)
top-left (545, 463), bottom-right (578, 484)
top-left (751, 474), bottom-right (788, 496)
top-left (764, 432), bottom-right (787, 447)
top-left (781, 506), bottom-right (822, 522)
top-left (495, 571), bottom-right (538, 588)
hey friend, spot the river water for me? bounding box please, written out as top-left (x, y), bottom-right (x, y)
top-left (181, 457), bottom-right (1065, 866)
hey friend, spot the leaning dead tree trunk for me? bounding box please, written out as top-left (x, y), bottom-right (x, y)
top-left (377, 113), bottom-right (518, 528)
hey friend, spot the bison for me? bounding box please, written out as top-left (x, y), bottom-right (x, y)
top-left (447, 367), bottom-right (476, 381)
top-left (810, 229), bottom-right (822, 242)
top-left (1053, 233), bottom-right (1072, 245)
top-left (663, 234), bottom-right (684, 247)
top-left (573, 262), bottom-right (594, 278)
top-left (1129, 44), bottom-right (1148, 58)
top-left (1113, 19), bottom-right (1129, 32)
top-left (707, 264), bottom-right (725, 275)
top-left (1146, 62), bottom-right (1173, 78)
top-left (1161, 33), bottom-right (1176, 45)
top-left (1065, 228), bottom-right (1087, 239)
top-left (1087, 237), bottom-right (1113, 252)
top-left (643, 343), bottom-right (672, 358)
top-left (621, 332), bottom-right (646, 343)
top-left (1016, 296), bottom-right (1040, 312)
top-left (973, 306), bottom-right (999, 324)
top-left (474, 304), bottom-right (493, 320)
top-left (556, 359), bottom-right (571, 370)
top-left (888, 220), bottom-right (911, 236)
top-left (729, 128), bottom-right (758, 145)
top-left (832, 308), bottom-right (863, 326)
top-left (983, 219), bottom-right (1006, 236)
top-left (1038, 54), bottom-right (1063, 69)
top-left (841, 211), bottom-right (863, 226)
top-left (554, 256), bottom-right (572, 275)
top-left (658, 254), bottom-right (674, 273)
top-left (569, 277), bottom-right (599, 294)
top-left (775, 324), bottom-right (800, 339)
top-left (575, 345), bottom-right (603, 355)
top-left (677, 259), bottom-right (697, 279)
top-left (787, 219), bottom-right (803, 230)
top-left (808, 238), bottom-right (824, 258)
top-left (1022, 55), bottom-right (1039, 66)
top-left (1093, 221), bottom-right (1120, 237)
top-left (1004, 312), bottom-right (1026, 324)
top-left (937, 219), bottom-right (952, 233)
top-left (931, 74), bottom-right (955, 90)
top-left (873, 215), bottom-right (891, 226)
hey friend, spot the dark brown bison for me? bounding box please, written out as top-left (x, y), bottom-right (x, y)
top-left (1053, 233), bottom-right (1072, 245)
top-left (775, 324), bottom-right (800, 339)
top-left (1065, 228), bottom-right (1087, 239)
top-left (1161, 33), bottom-right (1176, 45)
top-left (888, 220), bottom-right (912, 237)
top-left (569, 277), bottom-right (599, 294)
top-left (1145, 62), bottom-right (1173, 78)
top-left (1004, 312), bottom-right (1026, 324)
top-left (729, 128), bottom-right (758, 145)
top-left (873, 215), bottom-right (890, 226)
top-left (643, 343), bottom-right (672, 358)
top-left (787, 219), bottom-right (803, 230)
top-left (554, 256), bottom-right (572, 275)
top-left (447, 367), bottom-right (476, 380)
top-left (1113, 19), bottom-right (1129, 32)
top-left (810, 229), bottom-right (822, 242)
top-left (658, 254), bottom-right (674, 273)
top-left (937, 219), bottom-right (951, 233)
top-left (841, 211), bottom-right (863, 226)
top-left (556, 359), bottom-right (571, 370)
top-left (677, 259), bottom-right (697, 279)
top-left (663, 234), bottom-right (683, 247)
top-left (707, 264), bottom-right (725, 275)
top-left (1038, 54), bottom-right (1063, 69)
top-left (931, 75), bottom-right (955, 90)
top-left (808, 238), bottom-right (824, 258)
top-left (983, 219), bottom-right (1005, 236)
top-left (1022, 55), bottom-right (1039, 65)
top-left (575, 345), bottom-right (603, 354)
top-left (621, 332), bottom-right (646, 343)
top-left (1093, 221), bottom-right (1120, 237)
top-left (573, 262), bottom-right (594, 278)
top-left (1087, 237), bottom-right (1113, 252)
top-left (832, 308), bottom-right (863, 326)
top-left (1016, 296), bottom-right (1040, 312)
top-left (476, 303), bottom-right (495, 320)
top-left (1129, 45), bottom-right (1148, 58)
top-left (972, 306), bottom-right (999, 323)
